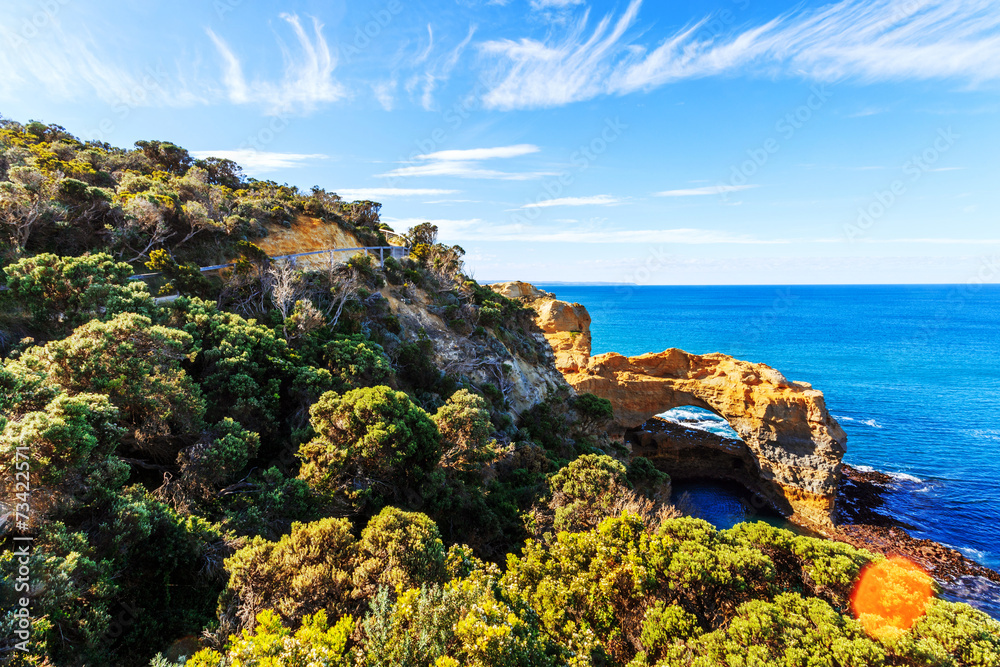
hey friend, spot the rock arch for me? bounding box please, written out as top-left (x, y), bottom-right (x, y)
top-left (566, 349), bottom-right (847, 531)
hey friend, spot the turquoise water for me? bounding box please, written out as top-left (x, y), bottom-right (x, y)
top-left (537, 284), bottom-right (1000, 570)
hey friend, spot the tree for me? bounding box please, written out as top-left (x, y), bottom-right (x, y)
top-left (432, 389), bottom-right (495, 474)
top-left (0, 165), bottom-right (60, 252)
top-left (134, 140), bottom-right (192, 175)
top-left (404, 222), bottom-right (438, 247)
top-left (15, 313), bottom-right (205, 457)
top-left (297, 386), bottom-right (441, 505)
top-left (353, 507), bottom-right (447, 597)
top-left (221, 517), bottom-right (358, 633)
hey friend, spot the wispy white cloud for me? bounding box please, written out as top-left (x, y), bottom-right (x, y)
top-left (378, 162), bottom-right (555, 180)
top-left (655, 185), bottom-right (758, 197)
top-left (207, 13), bottom-right (345, 115)
top-left (0, 10), bottom-right (199, 108)
top-left (372, 79), bottom-right (397, 110)
top-left (384, 217), bottom-right (790, 244)
top-left (406, 24), bottom-right (476, 110)
top-left (521, 195), bottom-right (622, 208)
top-left (336, 188), bottom-right (459, 199)
top-left (481, 0), bottom-right (1000, 110)
top-left (379, 144), bottom-right (552, 180)
top-left (848, 107), bottom-right (891, 117)
top-left (190, 150), bottom-right (327, 172)
top-left (418, 145), bottom-right (540, 161)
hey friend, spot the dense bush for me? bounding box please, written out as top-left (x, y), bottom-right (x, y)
top-left (221, 517), bottom-right (359, 633)
top-left (2, 252), bottom-right (152, 330)
top-left (0, 490), bottom-right (224, 667)
top-left (297, 386), bottom-right (441, 506)
top-left (11, 313), bottom-right (205, 457)
top-left (353, 506), bottom-right (448, 596)
top-left (182, 610), bottom-right (353, 667)
top-left (158, 297), bottom-right (332, 433)
top-left (433, 389), bottom-right (496, 474)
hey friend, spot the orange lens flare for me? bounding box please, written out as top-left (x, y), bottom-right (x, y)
top-left (851, 556), bottom-right (934, 640)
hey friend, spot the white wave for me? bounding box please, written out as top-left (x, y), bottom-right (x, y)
top-left (942, 544), bottom-right (989, 563)
top-left (834, 415), bottom-right (883, 429)
top-left (658, 407), bottom-right (741, 439)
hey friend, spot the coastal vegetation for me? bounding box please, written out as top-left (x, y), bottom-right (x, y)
top-left (1, 118), bottom-right (998, 666)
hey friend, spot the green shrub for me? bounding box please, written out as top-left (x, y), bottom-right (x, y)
top-left (0, 392), bottom-right (124, 523)
top-left (184, 610), bottom-right (353, 667)
top-left (433, 389), bottom-right (496, 474)
top-left (297, 386), bottom-right (441, 505)
top-left (573, 392), bottom-right (614, 434)
top-left (146, 248), bottom-right (213, 297)
top-left (2, 252), bottom-right (151, 329)
top-left (360, 573), bottom-right (559, 667)
top-left (222, 517), bottom-right (358, 631)
top-left (12, 312), bottom-right (206, 457)
top-left (354, 507), bottom-right (447, 596)
top-left (323, 334), bottom-right (392, 391)
top-left (158, 297), bottom-right (333, 432)
top-left (548, 453), bottom-right (630, 532)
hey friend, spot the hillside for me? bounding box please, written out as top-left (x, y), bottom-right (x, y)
top-left (1, 117), bottom-right (998, 667)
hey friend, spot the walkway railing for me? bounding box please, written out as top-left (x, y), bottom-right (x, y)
top-left (127, 245), bottom-right (407, 282)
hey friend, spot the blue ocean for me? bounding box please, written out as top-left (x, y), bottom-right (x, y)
top-left (536, 284), bottom-right (1000, 570)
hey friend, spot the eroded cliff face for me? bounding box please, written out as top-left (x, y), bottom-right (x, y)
top-left (494, 281), bottom-right (847, 531)
top-left (384, 283), bottom-right (569, 416)
top-left (569, 350), bottom-right (846, 530)
top-left (490, 282), bottom-right (591, 373)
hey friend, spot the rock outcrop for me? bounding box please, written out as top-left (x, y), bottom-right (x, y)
top-left (384, 284), bottom-right (569, 415)
top-left (567, 350), bottom-right (846, 530)
top-left (490, 282), bottom-right (591, 373)
top-left (498, 281), bottom-right (848, 531)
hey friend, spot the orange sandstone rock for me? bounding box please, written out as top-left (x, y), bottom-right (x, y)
top-left (499, 281), bottom-right (848, 531)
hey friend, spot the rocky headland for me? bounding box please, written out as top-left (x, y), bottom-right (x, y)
top-left (491, 280), bottom-right (1000, 609)
top-left (491, 280), bottom-right (846, 532)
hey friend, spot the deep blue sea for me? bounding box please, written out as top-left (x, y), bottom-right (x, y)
top-left (536, 284), bottom-right (1000, 570)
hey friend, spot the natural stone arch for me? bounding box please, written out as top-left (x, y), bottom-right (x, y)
top-left (567, 348), bottom-right (848, 531)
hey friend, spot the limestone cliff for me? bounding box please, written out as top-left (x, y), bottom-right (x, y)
top-left (490, 282), bottom-right (591, 373)
top-left (569, 350), bottom-right (846, 530)
top-left (384, 284), bottom-right (569, 415)
top-left (497, 281), bottom-right (848, 531)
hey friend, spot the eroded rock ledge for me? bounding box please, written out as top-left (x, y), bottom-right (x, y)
top-left (491, 281), bottom-right (847, 532)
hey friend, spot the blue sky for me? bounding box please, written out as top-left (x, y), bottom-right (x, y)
top-left (2, 0), bottom-right (999, 284)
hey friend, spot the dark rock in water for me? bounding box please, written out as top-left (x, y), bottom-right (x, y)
top-left (836, 464), bottom-right (915, 528)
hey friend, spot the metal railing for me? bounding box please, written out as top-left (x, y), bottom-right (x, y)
top-left (127, 245), bottom-right (407, 282)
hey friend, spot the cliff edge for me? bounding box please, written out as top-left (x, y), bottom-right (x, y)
top-left (491, 281), bottom-right (847, 531)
